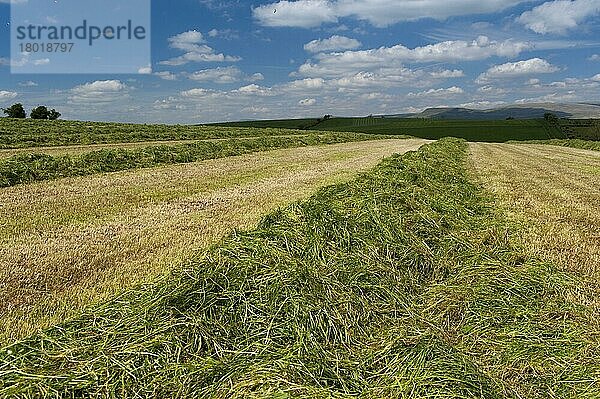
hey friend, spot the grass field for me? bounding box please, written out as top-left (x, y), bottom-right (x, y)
top-left (470, 143), bottom-right (600, 277)
top-left (559, 119), bottom-right (600, 140)
top-left (0, 138), bottom-right (426, 342)
top-left (509, 138), bottom-right (600, 151)
top-left (0, 133), bottom-right (395, 187)
top-left (213, 117), bottom-right (566, 142)
top-left (2, 138), bottom-right (598, 397)
top-left (0, 118), bottom-right (312, 149)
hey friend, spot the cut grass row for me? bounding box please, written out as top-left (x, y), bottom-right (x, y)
top-left (0, 118), bottom-right (312, 149)
top-left (0, 133), bottom-right (393, 187)
top-left (0, 139), bottom-right (427, 342)
top-left (2, 138), bottom-right (597, 398)
top-left (510, 138), bottom-right (600, 151)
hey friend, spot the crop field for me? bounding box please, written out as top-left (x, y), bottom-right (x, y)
top-left (509, 138), bottom-right (600, 152)
top-left (0, 132), bottom-right (399, 187)
top-left (0, 119), bottom-right (599, 398)
top-left (470, 142), bottom-right (600, 278)
top-left (214, 117), bottom-right (566, 142)
top-left (0, 138), bottom-right (426, 342)
top-left (0, 118), bottom-right (313, 149)
top-left (559, 119), bottom-right (600, 140)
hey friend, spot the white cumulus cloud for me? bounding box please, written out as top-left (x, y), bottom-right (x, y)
top-left (407, 87), bottom-right (464, 98)
top-left (160, 30), bottom-right (241, 66)
top-left (70, 80), bottom-right (129, 103)
top-left (518, 0), bottom-right (600, 34)
top-left (476, 58), bottom-right (560, 84)
top-left (297, 36), bottom-right (531, 78)
top-left (304, 35), bottom-right (361, 53)
top-left (298, 98), bottom-right (317, 106)
top-left (255, 0), bottom-right (528, 28)
top-left (0, 91), bottom-right (18, 101)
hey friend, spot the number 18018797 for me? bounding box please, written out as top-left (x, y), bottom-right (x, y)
top-left (19, 43), bottom-right (75, 53)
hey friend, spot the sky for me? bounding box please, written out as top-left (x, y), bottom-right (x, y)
top-left (0, 0), bottom-right (599, 124)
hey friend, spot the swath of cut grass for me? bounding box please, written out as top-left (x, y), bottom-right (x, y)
top-left (0, 132), bottom-right (393, 187)
top-left (508, 138), bottom-right (600, 151)
top-left (0, 118), bottom-right (316, 149)
top-left (1, 139), bottom-right (598, 398)
top-left (0, 139), bottom-right (427, 342)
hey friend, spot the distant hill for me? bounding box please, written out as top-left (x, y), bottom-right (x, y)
top-left (399, 103), bottom-right (600, 120)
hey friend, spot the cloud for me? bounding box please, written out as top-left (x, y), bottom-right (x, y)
top-left (254, 0), bottom-right (338, 28)
top-left (232, 84), bottom-right (274, 96)
top-left (32, 58), bottom-right (50, 66)
top-left (138, 65), bottom-right (152, 74)
top-left (459, 100), bottom-right (507, 109)
top-left (298, 98), bottom-right (317, 106)
top-left (207, 28), bottom-right (239, 39)
top-left (155, 71), bottom-right (177, 81)
top-left (0, 91), bottom-right (18, 101)
top-left (160, 30), bottom-right (241, 66)
top-left (589, 54), bottom-right (600, 61)
top-left (69, 80), bottom-right (129, 103)
top-left (187, 66), bottom-right (244, 83)
top-left (304, 35), bottom-right (361, 53)
top-left (18, 81), bottom-right (38, 87)
top-left (297, 36), bottom-right (531, 78)
top-left (185, 66), bottom-right (265, 84)
top-left (254, 0), bottom-right (527, 28)
top-left (476, 58), bottom-right (560, 84)
top-left (429, 69), bottom-right (465, 78)
top-left (407, 86), bottom-right (465, 98)
top-left (518, 0), bottom-right (600, 34)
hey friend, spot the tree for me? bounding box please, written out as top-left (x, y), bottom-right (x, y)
top-left (2, 103), bottom-right (26, 118)
top-left (48, 109), bottom-right (61, 120)
top-left (30, 105), bottom-right (50, 119)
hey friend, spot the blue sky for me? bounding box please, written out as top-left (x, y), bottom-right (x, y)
top-left (1, 0), bottom-right (599, 123)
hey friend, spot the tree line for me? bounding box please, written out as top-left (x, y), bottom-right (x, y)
top-left (2, 103), bottom-right (61, 120)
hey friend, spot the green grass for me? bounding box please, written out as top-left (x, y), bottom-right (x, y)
top-left (513, 139), bottom-right (600, 151)
top-left (214, 117), bottom-right (566, 142)
top-left (0, 118), bottom-right (311, 149)
top-left (0, 133), bottom-right (393, 187)
top-left (1, 138), bottom-right (597, 398)
top-left (558, 119), bottom-right (600, 141)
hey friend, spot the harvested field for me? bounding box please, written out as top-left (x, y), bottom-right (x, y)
top-left (470, 143), bottom-right (600, 277)
top-left (0, 138), bottom-right (426, 341)
top-left (3, 139), bottom-right (598, 398)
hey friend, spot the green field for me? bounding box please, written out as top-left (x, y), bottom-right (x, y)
top-left (0, 118), bottom-right (311, 149)
top-left (213, 117), bottom-right (566, 142)
top-left (558, 119), bottom-right (600, 140)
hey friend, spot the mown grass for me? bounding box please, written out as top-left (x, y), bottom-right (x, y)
top-left (510, 138), bottom-right (600, 151)
top-left (0, 118), bottom-right (311, 149)
top-left (0, 133), bottom-right (392, 187)
top-left (1, 138), bottom-right (597, 398)
top-left (214, 117), bottom-right (565, 142)
top-left (0, 139), bottom-right (426, 342)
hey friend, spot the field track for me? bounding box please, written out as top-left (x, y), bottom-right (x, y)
top-left (0, 138), bottom-right (426, 341)
top-left (470, 143), bottom-right (600, 277)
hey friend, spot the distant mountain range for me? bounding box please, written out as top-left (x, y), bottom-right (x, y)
top-left (387, 103), bottom-right (600, 120)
